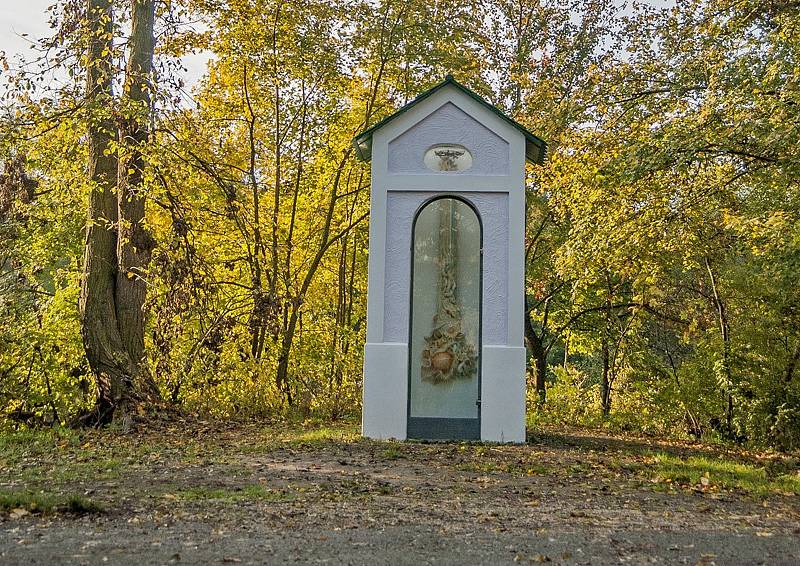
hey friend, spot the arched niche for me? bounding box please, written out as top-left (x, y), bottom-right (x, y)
top-left (408, 196), bottom-right (482, 439)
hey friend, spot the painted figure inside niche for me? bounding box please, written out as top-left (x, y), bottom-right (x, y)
top-left (420, 199), bottom-right (478, 384)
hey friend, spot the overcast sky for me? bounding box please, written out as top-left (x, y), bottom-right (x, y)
top-left (0, 0), bottom-right (208, 89)
top-left (1, 0), bottom-right (53, 62)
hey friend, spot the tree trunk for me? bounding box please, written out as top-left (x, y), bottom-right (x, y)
top-left (705, 258), bottom-right (733, 432)
top-left (80, 0), bottom-right (134, 424)
top-left (241, 64), bottom-right (269, 360)
top-left (117, 0), bottom-right (158, 393)
top-left (273, 151), bottom-right (353, 406)
top-left (600, 332), bottom-right (612, 416)
top-left (784, 341), bottom-right (800, 386)
top-left (275, 308), bottom-right (297, 406)
top-left (600, 284), bottom-right (614, 417)
top-left (524, 299), bottom-right (546, 405)
top-left (78, 0), bottom-right (159, 425)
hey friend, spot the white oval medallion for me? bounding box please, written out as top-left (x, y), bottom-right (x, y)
top-left (424, 144), bottom-right (473, 172)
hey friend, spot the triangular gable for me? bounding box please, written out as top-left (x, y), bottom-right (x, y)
top-left (353, 75), bottom-right (547, 165)
top-left (387, 102), bottom-right (509, 175)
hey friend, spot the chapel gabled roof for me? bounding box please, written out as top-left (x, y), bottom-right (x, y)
top-left (352, 75), bottom-right (547, 165)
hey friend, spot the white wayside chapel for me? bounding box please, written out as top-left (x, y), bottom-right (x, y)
top-left (354, 76), bottom-right (546, 443)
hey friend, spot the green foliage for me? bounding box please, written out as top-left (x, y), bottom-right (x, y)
top-left (0, 0), bottom-right (798, 450)
top-left (1, 118), bottom-right (91, 427)
top-left (524, 0), bottom-right (800, 450)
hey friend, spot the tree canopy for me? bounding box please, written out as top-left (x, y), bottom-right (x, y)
top-left (1, 0), bottom-right (798, 449)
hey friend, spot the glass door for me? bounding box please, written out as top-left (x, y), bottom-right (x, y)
top-left (408, 197), bottom-right (481, 440)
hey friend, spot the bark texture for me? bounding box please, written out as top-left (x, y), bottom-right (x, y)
top-left (116, 0), bottom-right (158, 384)
top-left (79, 0), bottom-right (159, 424)
top-left (524, 299), bottom-right (547, 405)
top-left (80, 0), bottom-right (132, 423)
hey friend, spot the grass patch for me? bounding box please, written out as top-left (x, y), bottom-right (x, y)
top-left (62, 494), bottom-right (104, 514)
top-left (4, 455), bottom-right (123, 485)
top-left (0, 427), bottom-right (124, 484)
top-left (232, 422), bottom-right (361, 455)
top-left (0, 491), bottom-right (58, 513)
top-left (0, 427), bottom-right (82, 463)
top-left (0, 490), bottom-right (103, 515)
top-left (277, 422), bottom-right (361, 447)
top-left (380, 444), bottom-right (406, 460)
top-left (647, 453), bottom-right (800, 496)
top-left (457, 461), bottom-right (550, 476)
top-left (175, 484), bottom-right (294, 503)
top-left (0, 421), bottom-right (362, 494)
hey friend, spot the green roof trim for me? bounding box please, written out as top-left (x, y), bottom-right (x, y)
top-left (352, 75), bottom-right (547, 165)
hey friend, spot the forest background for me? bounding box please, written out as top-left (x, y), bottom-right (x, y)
top-left (0, 0), bottom-right (798, 451)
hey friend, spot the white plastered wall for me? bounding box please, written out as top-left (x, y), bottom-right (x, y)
top-left (362, 84), bottom-right (527, 443)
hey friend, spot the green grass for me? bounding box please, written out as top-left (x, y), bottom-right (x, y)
top-left (275, 422), bottom-right (361, 446)
top-left (229, 422), bottom-right (362, 455)
top-left (647, 453), bottom-right (800, 496)
top-left (457, 461), bottom-right (550, 476)
top-left (3, 421), bottom-right (797, 507)
top-left (0, 427), bottom-right (82, 461)
top-left (0, 427), bottom-right (124, 484)
top-left (0, 421), bottom-right (363, 498)
top-left (0, 490), bottom-right (102, 515)
top-left (380, 444), bottom-right (406, 460)
top-left (4, 454), bottom-right (122, 485)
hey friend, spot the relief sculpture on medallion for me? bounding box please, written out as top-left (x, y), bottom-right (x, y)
top-left (424, 144), bottom-right (473, 173)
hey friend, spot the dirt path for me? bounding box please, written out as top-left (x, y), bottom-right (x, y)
top-left (1, 425), bottom-right (798, 565)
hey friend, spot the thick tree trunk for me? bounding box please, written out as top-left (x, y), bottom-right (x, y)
top-left (117, 0), bottom-right (158, 392)
top-left (80, 0), bottom-right (134, 424)
top-left (79, 0), bottom-right (159, 425)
